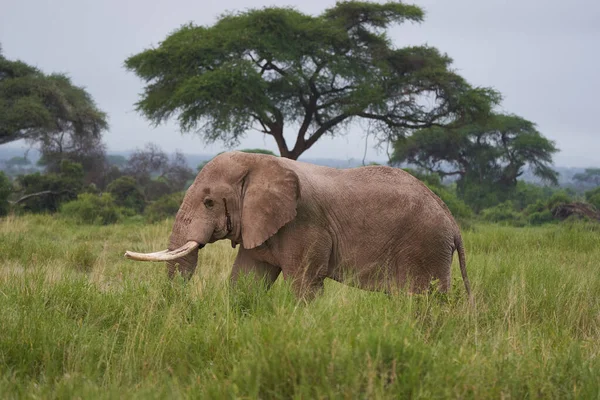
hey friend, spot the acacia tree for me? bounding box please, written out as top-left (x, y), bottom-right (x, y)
top-left (125, 2), bottom-right (500, 160)
top-left (0, 46), bottom-right (108, 149)
top-left (390, 113), bottom-right (559, 210)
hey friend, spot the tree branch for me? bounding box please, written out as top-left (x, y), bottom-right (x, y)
top-left (356, 111), bottom-right (442, 129)
top-left (304, 113), bottom-right (350, 151)
top-left (249, 114), bottom-right (272, 134)
top-left (437, 170), bottom-right (465, 177)
top-left (10, 190), bottom-right (75, 205)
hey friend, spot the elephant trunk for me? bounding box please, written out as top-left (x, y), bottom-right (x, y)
top-left (124, 198), bottom-right (212, 280)
top-left (165, 230), bottom-right (202, 280)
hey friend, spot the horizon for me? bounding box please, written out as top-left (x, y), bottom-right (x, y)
top-left (0, 142), bottom-right (596, 171)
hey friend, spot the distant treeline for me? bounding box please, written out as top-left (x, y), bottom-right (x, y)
top-left (1, 146), bottom-right (598, 226)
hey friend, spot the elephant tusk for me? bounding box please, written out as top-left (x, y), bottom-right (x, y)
top-left (124, 241), bottom-right (201, 262)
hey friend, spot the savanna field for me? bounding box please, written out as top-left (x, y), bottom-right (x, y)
top-left (0, 215), bottom-right (599, 399)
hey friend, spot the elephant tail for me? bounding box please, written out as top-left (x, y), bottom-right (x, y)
top-left (455, 235), bottom-right (473, 303)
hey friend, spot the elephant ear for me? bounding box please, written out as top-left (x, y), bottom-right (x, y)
top-left (241, 156), bottom-right (300, 249)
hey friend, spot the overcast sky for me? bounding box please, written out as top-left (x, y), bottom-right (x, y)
top-left (1, 0), bottom-right (598, 167)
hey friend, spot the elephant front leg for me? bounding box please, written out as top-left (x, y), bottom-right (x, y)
top-left (281, 239), bottom-right (331, 303)
top-left (261, 226), bottom-right (333, 302)
top-left (230, 247), bottom-right (281, 290)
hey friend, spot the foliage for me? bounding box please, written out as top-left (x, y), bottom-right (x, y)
top-left (510, 181), bottom-right (558, 211)
top-left (0, 171), bottom-right (11, 216)
top-left (526, 209), bottom-right (555, 226)
top-left (1, 216), bottom-right (599, 398)
top-left (145, 191), bottom-right (185, 222)
top-left (37, 132), bottom-right (109, 187)
top-left (480, 190), bottom-right (580, 226)
top-left (13, 160), bottom-right (84, 213)
top-left (237, 148), bottom-right (277, 156)
top-left (106, 176), bottom-right (146, 213)
top-left (124, 143), bottom-right (194, 199)
top-left (545, 190), bottom-right (573, 210)
top-left (125, 2), bottom-right (499, 159)
top-left (480, 201), bottom-right (525, 226)
top-left (391, 113), bottom-right (559, 211)
top-left (585, 187), bottom-right (600, 210)
top-left (573, 168), bottom-right (600, 188)
top-left (59, 193), bottom-right (120, 225)
top-left (0, 48), bottom-right (108, 146)
top-left (102, 165), bottom-right (123, 188)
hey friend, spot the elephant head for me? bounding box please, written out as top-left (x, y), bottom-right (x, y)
top-left (124, 152), bottom-right (300, 279)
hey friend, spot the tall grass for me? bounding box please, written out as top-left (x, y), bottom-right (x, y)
top-left (0, 215), bottom-right (599, 398)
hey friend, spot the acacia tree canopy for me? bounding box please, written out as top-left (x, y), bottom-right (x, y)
top-left (0, 46), bottom-right (108, 147)
top-left (125, 1), bottom-right (500, 160)
top-left (390, 113), bottom-right (559, 208)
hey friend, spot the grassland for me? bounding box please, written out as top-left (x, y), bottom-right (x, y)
top-left (0, 214), bottom-right (599, 399)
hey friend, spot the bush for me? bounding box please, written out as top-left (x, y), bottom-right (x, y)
top-left (144, 178), bottom-right (172, 201)
top-left (510, 181), bottom-right (557, 211)
top-left (0, 172), bottom-right (12, 216)
top-left (527, 210), bottom-right (555, 226)
top-left (239, 148), bottom-right (277, 156)
top-left (523, 199), bottom-right (546, 216)
top-left (456, 178), bottom-right (503, 213)
top-left (546, 191), bottom-right (573, 210)
top-left (145, 192), bottom-right (185, 223)
top-left (106, 176), bottom-right (146, 213)
top-left (480, 201), bottom-right (525, 226)
top-left (60, 193), bottom-right (120, 225)
top-left (585, 187), bottom-right (600, 210)
top-left (14, 160), bottom-right (85, 213)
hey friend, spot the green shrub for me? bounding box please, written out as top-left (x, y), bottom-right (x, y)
top-left (546, 191), bottom-right (573, 210)
top-left (523, 199), bottom-right (546, 216)
top-left (0, 171), bottom-right (12, 216)
top-left (106, 176), bottom-right (146, 213)
top-left (14, 160), bottom-right (85, 213)
top-left (144, 178), bottom-right (172, 201)
top-left (527, 210), bottom-right (555, 226)
top-left (60, 193), bottom-right (120, 225)
top-left (239, 148), bottom-right (277, 156)
top-left (480, 201), bottom-right (525, 226)
top-left (145, 192), bottom-right (185, 222)
top-left (584, 187), bottom-right (600, 210)
top-left (510, 181), bottom-right (557, 211)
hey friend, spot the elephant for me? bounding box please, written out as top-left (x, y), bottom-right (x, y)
top-left (125, 151), bottom-right (472, 301)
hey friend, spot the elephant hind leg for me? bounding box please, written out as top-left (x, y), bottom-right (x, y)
top-left (396, 251), bottom-right (452, 295)
top-left (289, 275), bottom-right (325, 303)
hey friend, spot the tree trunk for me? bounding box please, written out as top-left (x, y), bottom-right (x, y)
top-left (270, 125), bottom-right (304, 160)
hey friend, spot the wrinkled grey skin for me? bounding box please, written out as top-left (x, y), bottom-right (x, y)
top-left (161, 151), bottom-right (471, 301)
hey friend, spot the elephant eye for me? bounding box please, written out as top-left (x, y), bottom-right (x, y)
top-left (204, 198), bottom-right (214, 208)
